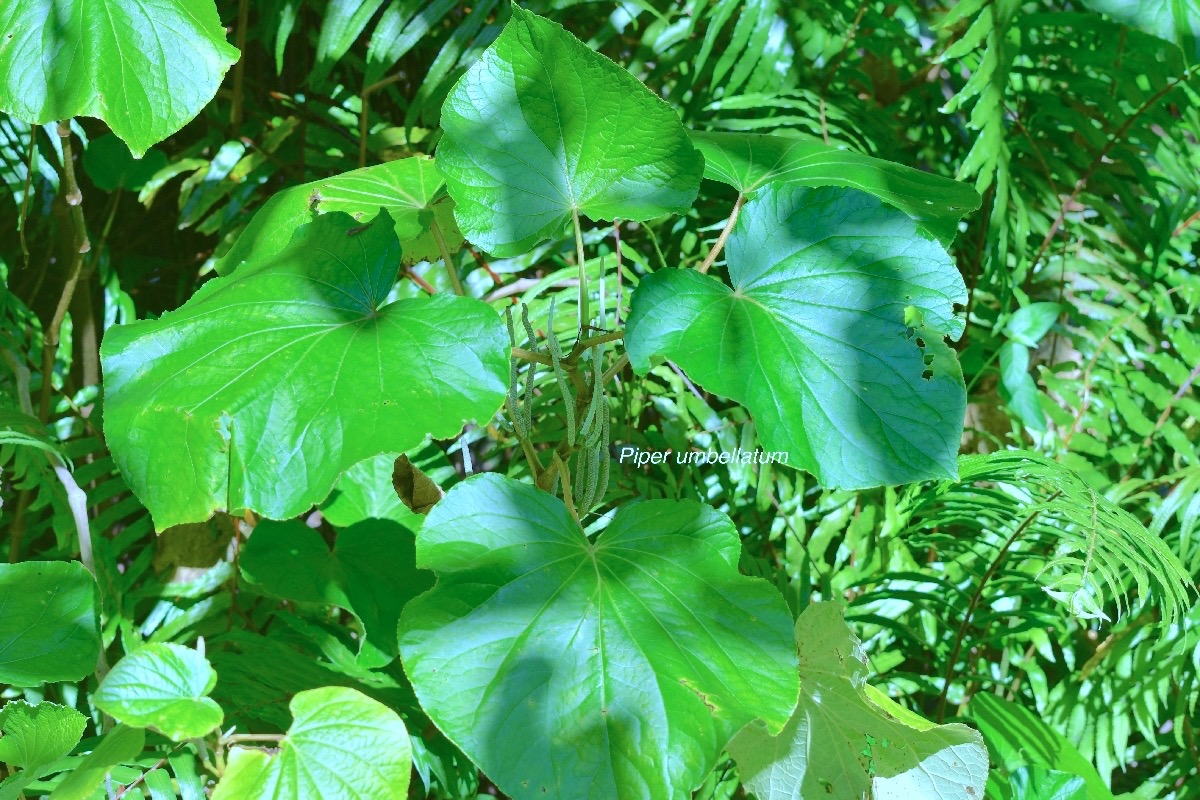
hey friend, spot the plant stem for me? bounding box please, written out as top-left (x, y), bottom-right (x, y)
top-left (573, 209), bottom-right (589, 333)
top-left (431, 218), bottom-right (465, 296)
top-left (567, 330), bottom-right (623, 362)
top-left (358, 74), bottom-right (404, 167)
top-left (512, 347), bottom-right (554, 367)
top-left (698, 194), bottom-right (744, 275)
top-left (38, 121), bottom-right (91, 422)
top-left (554, 452), bottom-right (581, 527)
top-left (19, 125), bottom-right (36, 269)
top-left (601, 353), bottom-right (629, 386)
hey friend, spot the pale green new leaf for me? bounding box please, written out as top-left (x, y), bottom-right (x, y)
top-left (0, 562), bottom-right (100, 686)
top-left (690, 131), bottom-right (981, 244)
top-left (215, 156), bottom-right (462, 276)
top-left (240, 519), bottom-right (432, 667)
top-left (0, 0), bottom-right (238, 157)
top-left (728, 602), bottom-right (989, 800)
top-left (211, 687), bottom-right (411, 800)
top-left (435, 5), bottom-right (704, 256)
top-left (0, 701), bottom-right (86, 772)
top-left (398, 474), bottom-right (799, 800)
top-left (626, 184), bottom-right (967, 489)
top-left (101, 210), bottom-right (509, 530)
top-left (94, 643), bottom-right (223, 741)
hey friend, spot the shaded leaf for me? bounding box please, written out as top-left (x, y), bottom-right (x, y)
top-left (240, 519), bottom-right (432, 667)
top-left (48, 726), bottom-right (145, 800)
top-left (626, 184), bottom-right (967, 489)
top-left (0, 561), bottom-right (100, 686)
top-left (1081, 0), bottom-right (1200, 58)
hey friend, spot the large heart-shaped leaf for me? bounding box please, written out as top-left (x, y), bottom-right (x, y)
top-left (398, 473), bottom-right (798, 800)
top-left (101, 210), bottom-right (509, 529)
top-left (0, 562), bottom-right (100, 686)
top-left (0, 0), bottom-right (238, 157)
top-left (240, 519), bottom-right (432, 667)
top-left (215, 155), bottom-right (462, 276)
top-left (211, 687), bottom-right (411, 800)
top-left (0, 701), bottom-right (87, 772)
top-left (435, 6), bottom-right (704, 256)
top-left (728, 602), bottom-right (988, 800)
top-left (625, 184), bottom-right (967, 489)
top-left (690, 131), bottom-right (981, 245)
top-left (94, 643), bottom-right (223, 741)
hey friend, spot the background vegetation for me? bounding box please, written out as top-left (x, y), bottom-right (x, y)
top-left (1, 0), bottom-right (1198, 797)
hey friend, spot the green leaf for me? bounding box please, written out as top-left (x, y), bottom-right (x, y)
top-left (48, 725), bottom-right (145, 800)
top-left (211, 687), bottom-right (412, 800)
top-left (320, 444), bottom-right (455, 529)
top-left (1004, 302), bottom-right (1060, 347)
top-left (0, 701), bottom-right (86, 772)
top-left (101, 210), bottom-right (509, 530)
top-left (1080, 0), bottom-right (1200, 58)
top-left (998, 342), bottom-right (1046, 432)
top-left (82, 135), bottom-right (169, 192)
top-left (1010, 767), bottom-right (1089, 800)
top-left (398, 473), bottom-right (799, 800)
top-left (626, 184), bottom-right (967, 489)
top-left (0, 0), bottom-right (238, 157)
top-left (728, 602), bottom-right (989, 800)
top-left (214, 155), bottom-right (462, 277)
top-left (0, 561), bottom-right (101, 685)
top-left (240, 519), bottom-right (433, 667)
top-left (971, 693), bottom-right (1115, 800)
top-left (690, 131), bottom-right (981, 244)
top-left (94, 643), bottom-right (223, 741)
top-left (435, 5), bottom-right (704, 257)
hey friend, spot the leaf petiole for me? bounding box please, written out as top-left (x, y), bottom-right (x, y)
top-left (697, 194), bottom-right (745, 275)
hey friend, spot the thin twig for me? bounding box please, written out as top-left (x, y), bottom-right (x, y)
top-left (936, 497), bottom-right (1057, 721)
top-left (698, 195), bottom-right (745, 274)
top-left (38, 121), bottom-right (91, 421)
top-left (19, 125), bottom-right (36, 269)
top-left (358, 74), bottom-right (404, 167)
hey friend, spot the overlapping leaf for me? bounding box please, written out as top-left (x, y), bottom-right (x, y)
top-left (398, 474), bottom-right (799, 800)
top-left (1081, 0), bottom-right (1200, 58)
top-left (0, 0), bottom-right (238, 157)
top-left (435, 6), bottom-right (704, 256)
top-left (211, 687), bottom-right (411, 800)
top-left (690, 131), bottom-right (981, 244)
top-left (101, 210), bottom-right (509, 529)
top-left (0, 701), bottom-right (86, 772)
top-left (626, 184), bottom-right (968, 489)
top-left (240, 519), bottom-right (432, 667)
top-left (215, 155), bottom-right (462, 276)
top-left (729, 602), bottom-right (989, 799)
